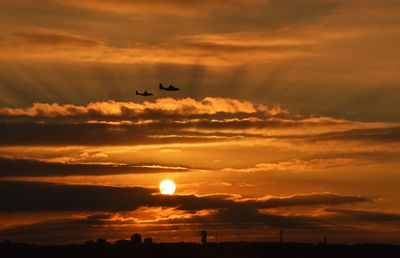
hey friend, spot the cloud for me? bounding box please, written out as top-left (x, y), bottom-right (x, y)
top-left (1, 0), bottom-right (400, 122)
top-left (0, 98), bottom-right (270, 118)
top-left (54, 0), bottom-right (244, 16)
top-left (0, 0), bottom-right (399, 245)
top-left (0, 157), bottom-right (188, 177)
top-left (308, 127), bottom-right (400, 144)
top-left (156, 206), bottom-right (323, 231)
top-left (223, 158), bottom-right (367, 173)
top-left (2, 206), bottom-right (400, 245)
top-left (0, 213), bottom-right (124, 245)
top-left (0, 30), bottom-right (310, 66)
top-left (0, 98), bottom-right (398, 148)
top-left (53, 0), bottom-right (337, 22)
top-left (255, 193), bottom-right (371, 209)
top-left (11, 30), bottom-right (101, 47)
top-left (0, 181), bottom-right (369, 212)
top-left (0, 122), bottom-right (232, 146)
top-left (0, 210), bottom-right (314, 244)
top-left (0, 180), bottom-right (387, 244)
top-left (2, 98), bottom-right (397, 134)
top-left (0, 181), bottom-right (155, 212)
top-left (325, 208), bottom-right (400, 222)
top-left (151, 207), bottom-right (400, 237)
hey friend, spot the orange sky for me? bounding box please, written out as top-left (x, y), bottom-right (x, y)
top-left (0, 0), bottom-right (400, 245)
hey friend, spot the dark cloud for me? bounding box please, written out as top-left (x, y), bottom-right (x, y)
top-left (325, 208), bottom-right (400, 222)
top-left (0, 210), bottom-right (319, 245)
top-left (0, 213), bottom-right (125, 245)
top-left (0, 157), bottom-right (188, 177)
top-left (0, 180), bottom-right (384, 244)
top-left (151, 207), bottom-right (400, 241)
top-left (0, 122), bottom-right (230, 146)
top-left (257, 193), bottom-right (371, 209)
top-left (0, 120), bottom-right (398, 147)
top-left (155, 206), bottom-right (323, 231)
top-left (0, 181), bottom-right (369, 212)
top-left (0, 181), bottom-right (236, 212)
top-left (153, 207), bottom-right (400, 234)
top-left (2, 207), bottom-right (400, 245)
top-left (308, 127), bottom-right (400, 143)
top-left (0, 181), bottom-right (155, 212)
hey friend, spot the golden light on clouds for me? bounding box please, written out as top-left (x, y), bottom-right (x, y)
top-left (0, 0), bottom-right (400, 246)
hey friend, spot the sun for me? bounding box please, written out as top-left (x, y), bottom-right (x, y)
top-left (159, 180), bottom-right (176, 195)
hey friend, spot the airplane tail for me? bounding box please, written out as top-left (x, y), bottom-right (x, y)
top-left (135, 90), bottom-right (139, 95)
top-left (159, 83), bottom-right (164, 89)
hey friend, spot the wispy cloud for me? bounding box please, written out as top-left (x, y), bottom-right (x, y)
top-left (0, 157), bottom-right (188, 177)
top-left (11, 30), bottom-right (101, 47)
top-left (223, 158), bottom-right (367, 173)
top-left (0, 29), bottom-right (310, 66)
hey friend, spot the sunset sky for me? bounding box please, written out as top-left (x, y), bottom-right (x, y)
top-left (1, 0), bottom-right (400, 245)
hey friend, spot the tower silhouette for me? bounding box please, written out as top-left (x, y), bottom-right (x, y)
top-left (201, 230), bottom-right (207, 246)
top-left (144, 238), bottom-right (152, 245)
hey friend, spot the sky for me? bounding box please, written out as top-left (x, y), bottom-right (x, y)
top-left (0, 0), bottom-right (400, 245)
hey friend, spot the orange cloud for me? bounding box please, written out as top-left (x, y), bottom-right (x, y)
top-left (53, 0), bottom-right (258, 16)
top-left (0, 28), bottom-right (312, 66)
top-left (0, 97), bottom-right (271, 118)
top-left (222, 158), bottom-right (367, 173)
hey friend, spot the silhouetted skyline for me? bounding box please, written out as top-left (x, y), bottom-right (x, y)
top-left (2, 236), bottom-right (400, 258)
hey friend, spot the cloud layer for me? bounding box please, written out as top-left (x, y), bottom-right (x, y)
top-left (0, 181), bottom-right (368, 212)
top-left (0, 157), bottom-right (188, 177)
top-left (0, 180), bottom-right (397, 245)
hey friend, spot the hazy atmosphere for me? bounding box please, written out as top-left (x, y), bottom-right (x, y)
top-left (0, 0), bottom-right (400, 245)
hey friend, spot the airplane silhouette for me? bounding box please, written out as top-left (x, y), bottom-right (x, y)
top-left (136, 90), bottom-right (153, 96)
top-left (159, 83), bottom-right (179, 91)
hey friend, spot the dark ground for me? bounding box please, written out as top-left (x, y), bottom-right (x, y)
top-left (1, 241), bottom-right (399, 258)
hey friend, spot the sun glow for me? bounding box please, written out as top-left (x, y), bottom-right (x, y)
top-left (159, 180), bottom-right (176, 195)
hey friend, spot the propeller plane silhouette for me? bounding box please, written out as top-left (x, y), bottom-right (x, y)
top-left (136, 90), bottom-right (153, 96)
top-left (159, 83), bottom-right (179, 91)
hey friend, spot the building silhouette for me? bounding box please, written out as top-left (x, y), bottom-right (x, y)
top-left (201, 230), bottom-right (207, 246)
top-left (131, 233), bottom-right (141, 244)
top-left (144, 238), bottom-right (153, 245)
top-left (96, 238), bottom-right (108, 246)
